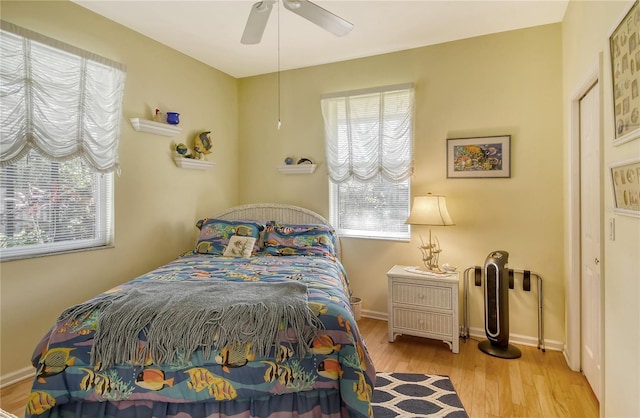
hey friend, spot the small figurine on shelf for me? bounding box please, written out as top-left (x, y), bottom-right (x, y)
top-left (166, 112), bottom-right (180, 125)
top-left (193, 131), bottom-right (213, 159)
top-left (175, 143), bottom-right (188, 156)
top-left (174, 143), bottom-right (196, 159)
top-left (153, 108), bottom-right (163, 122)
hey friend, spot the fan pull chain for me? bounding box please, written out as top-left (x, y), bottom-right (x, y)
top-left (277, 1), bottom-right (282, 130)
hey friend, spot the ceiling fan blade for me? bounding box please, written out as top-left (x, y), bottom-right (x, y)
top-left (241, 0), bottom-right (276, 45)
top-left (283, 0), bottom-right (353, 37)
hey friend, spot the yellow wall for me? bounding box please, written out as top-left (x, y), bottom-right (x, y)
top-left (0, 1), bottom-right (239, 378)
top-left (3, 2), bottom-right (639, 416)
top-left (563, 1), bottom-right (640, 416)
top-left (238, 24), bottom-right (565, 346)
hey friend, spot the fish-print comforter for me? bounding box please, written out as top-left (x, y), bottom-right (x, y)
top-left (27, 253), bottom-right (375, 418)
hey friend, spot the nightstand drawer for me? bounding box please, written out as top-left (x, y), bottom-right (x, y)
top-left (391, 282), bottom-right (452, 309)
top-left (392, 307), bottom-right (453, 336)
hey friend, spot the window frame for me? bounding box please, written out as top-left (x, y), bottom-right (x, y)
top-left (322, 84), bottom-right (414, 241)
top-left (329, 176), bottom-right (411, 241)
top-left (0, 21), bottom-right (123, 261)
top-left (0, 152), bottom-right (114, 262)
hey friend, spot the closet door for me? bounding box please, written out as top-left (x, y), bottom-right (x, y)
top-left (579, 81), bottom-right (601, 401)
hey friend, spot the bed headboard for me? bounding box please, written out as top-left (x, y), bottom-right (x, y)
top-left (213, 203), bottom-right (341, 258)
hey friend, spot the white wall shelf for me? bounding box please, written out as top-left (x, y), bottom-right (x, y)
top-left (130, 118), bottom-right (182, 137)
top-left (173, 157), bottom-right (215, 170)
top-left (277, 164), bottom-right (317, 174)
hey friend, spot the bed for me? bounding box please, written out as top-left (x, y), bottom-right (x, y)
top-left (26, 203), bottom-right (375, 418)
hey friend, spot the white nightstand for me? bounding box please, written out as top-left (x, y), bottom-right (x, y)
top-left (387, 265), bottom-right (460, 353)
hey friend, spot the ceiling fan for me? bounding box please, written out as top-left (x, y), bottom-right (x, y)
top-left (241, 0), bottom-right (354, 45)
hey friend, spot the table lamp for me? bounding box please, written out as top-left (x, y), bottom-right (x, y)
top-left (406, 193), bottom-right (455, 273)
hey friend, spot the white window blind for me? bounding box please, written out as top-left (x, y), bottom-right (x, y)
top-left (321, 84), bottom-right (414, 240)
top-left (0, 151), bottom-right (113, 260)
top-left (0, 21), bottom-right (123, 260)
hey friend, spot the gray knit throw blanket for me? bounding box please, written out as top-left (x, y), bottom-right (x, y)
top-left (58, 280), bottom-right (323, 370)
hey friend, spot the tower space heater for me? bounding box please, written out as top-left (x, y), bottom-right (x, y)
top-left (478, 250), bottom-right (522, 359)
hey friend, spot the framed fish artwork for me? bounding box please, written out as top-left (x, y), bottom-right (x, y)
top-left (446, 135), bottom-right (511, 178)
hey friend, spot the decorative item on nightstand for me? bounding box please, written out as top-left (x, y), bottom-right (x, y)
top-left (406, 193), bottom-right (455, 274)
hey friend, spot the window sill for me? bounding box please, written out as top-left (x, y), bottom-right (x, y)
top-left (336, 233), bottom-right (410, 242)
top-left (1, 243), bottom-right (115, 262)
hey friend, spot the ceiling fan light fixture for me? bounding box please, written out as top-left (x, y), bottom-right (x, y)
top-left (255, 1), bottom-right (275, 12)
top-left (241, 0), bottom-right (353, 45)
top-left (283, 0), bottom-right (301, 10)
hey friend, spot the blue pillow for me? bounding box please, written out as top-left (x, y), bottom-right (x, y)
top-left (262, 223), bottom-right (336, 257)
top-left (195, 218), bottom-right (264, 255)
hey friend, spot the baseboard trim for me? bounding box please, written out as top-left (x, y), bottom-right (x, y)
top-left (1, 366), bottom-right (34, 389)
top-left (361, 310), bottom-right (563, 352)
top-left (462, 326), bottom-right (563, 351)
top-left (361, 309), bottom-right (387, 321)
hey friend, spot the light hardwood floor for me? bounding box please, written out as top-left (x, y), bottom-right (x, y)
top-left (1, 317), bottom-right (599, 417)
top-left (359, 318), bottom-right (599, 417)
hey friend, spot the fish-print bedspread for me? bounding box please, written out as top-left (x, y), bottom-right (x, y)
top-left (27, 253), bottom-right (375, 418)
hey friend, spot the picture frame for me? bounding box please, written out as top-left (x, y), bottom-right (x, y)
top-left (446, 135), bottom-right (511, 178)
top-left (610, 157), bottom-right (640, 217)
top-left (609, 0), bottom-right (640, 146)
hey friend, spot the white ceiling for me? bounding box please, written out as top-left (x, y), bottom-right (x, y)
top-left (72, 0), bottom-right (569, 78)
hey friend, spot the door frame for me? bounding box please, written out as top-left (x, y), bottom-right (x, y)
top-left (566, 57), bottom-right (604, 413)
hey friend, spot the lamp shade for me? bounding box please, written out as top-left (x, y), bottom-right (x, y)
top-left (406, 194), bottom-right (455, 226)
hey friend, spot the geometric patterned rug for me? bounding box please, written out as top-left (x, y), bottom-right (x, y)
top-left (372, 373), bottom-right (469, 417)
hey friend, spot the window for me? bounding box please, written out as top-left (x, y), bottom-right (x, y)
top-left (0, 151), bottom-right (113, 259)
top-left (321, 84), bottom-right (414, 240)
top-left (0, 21), bottom-right (126, 260)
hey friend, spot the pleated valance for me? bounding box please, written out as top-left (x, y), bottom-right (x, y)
top-left (321, 83), bottom-right (414, 183)
top-left (0, 21), bottom-right (126, 173)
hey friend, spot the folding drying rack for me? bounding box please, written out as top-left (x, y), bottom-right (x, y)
top-left (462, 266), bottom-right (546, 352)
